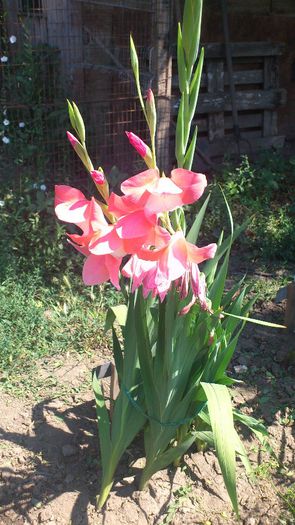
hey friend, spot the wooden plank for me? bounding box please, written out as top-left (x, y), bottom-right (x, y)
top-left (272, 0), bottom-right (295, 15)
top-left (172, 69), bottom-right (263, 89)
top-left (197, 134), bottom-right (285, 158)
top-left (263, 56), bottom-right (279, 136)
top-left (204, 0), bottom-right (271, 14)
top-left (195, 88), bottom-right (286, 114)
top-left (207, 60), bottom-right (224, 141)
top-left (204, 42), bottom-right (285, 59)
top-left (78, 0), bottom-right (153, 10)
top-left (193, 113), bottom-right (263, 133)
top-left (173, 89), bottom-right (286, 115)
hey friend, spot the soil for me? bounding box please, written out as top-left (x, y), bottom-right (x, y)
top-left (0, 277), bottom-right (294, 525)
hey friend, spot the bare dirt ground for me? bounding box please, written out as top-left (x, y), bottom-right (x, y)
top-left (0, 287), bottom-right (294, 525)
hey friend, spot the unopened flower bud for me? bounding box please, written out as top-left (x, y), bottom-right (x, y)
top-left (125, 131), bottom-right (153, 168)
top-left (67, 131), bottom-right (79, 149)
top-left (91, 170), bottom-right (105, 185)
top-left (146, 89), bottom-right (157, 138)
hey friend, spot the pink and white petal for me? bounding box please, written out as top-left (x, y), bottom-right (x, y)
top-left (55, 185), bottom-right (86, 207)
top-left (121, 169), bottom-right (159, 195)
top-left (106, 255), bottom-right (121, 290)
top-left (152, 177), bottom-right (182, 195)
top-left (171, 169), bottom-right (207, 204)
top-left (67, 239), bottom-right (90, 256)
top-left (116, 210), bottom-right (156, 239)
top-left (55, 185), bottom-right (88, 224)
top-left (187, 242), bottom-right (217, 264)
top-left (88, 197), bottom-right (109, 230)
top-left (145, 192), bottom-right (183, 215)
top-left (89, 226), bottom-right (124, 255)
top-left (82, 254), bottom-right (109, 286)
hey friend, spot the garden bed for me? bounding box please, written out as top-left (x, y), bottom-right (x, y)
top-left (0, 268), bottom-right (294, 525)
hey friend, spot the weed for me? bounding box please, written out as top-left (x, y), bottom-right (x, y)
top-left (278, 484), bottom-right (295, 521)
top-left (160, 484), bottom-right (193, 525)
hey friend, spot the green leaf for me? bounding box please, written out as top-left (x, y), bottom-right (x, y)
top-left (130, 35), bottom-right (146, 118)
top-left (183, 125), bottom-right (198, 170)
top-left (177, 24), bottom-right (187, 93)
top-left (204, 221), bottom-right (247, 278)
top-left (208, 250), bottom-right (229, 311)
top-left (186, 193), bottom-right (210, 244)
top-left (112, 327), bottom-right (123, 378)
top-left (201, 382), bottom-right (239, 515)
top-left (92, 371), bottom-right (112, 473)
top-left (176, 95), bottom-right (185, 167)
top-left (72, 101), bottom-right (86, 143)
top-left (188, 48), bottom-right (204, 121)
top-left (222, 311), bottom-right (286, 329)
top-left (104, 304), bottom-right (128, 333)
top-left (67, 99), bottom-right (77, 132)
top-left (182, 0), bottom-right (203, 78)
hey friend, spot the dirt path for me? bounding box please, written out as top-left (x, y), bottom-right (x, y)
top-left (0, 299), bottom-right (294, 525)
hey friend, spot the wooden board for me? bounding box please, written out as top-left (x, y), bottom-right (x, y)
top-left (78, 0), bottom-right (153, 11)
top-left (204, 42), bottom-right (285, 58)
top-left (193, 113), bottom-right (263, 133)
top-left (196, 88), bottom-right (286, 114)
top-left (172, 69), bottom-right (263, 89)
top-left (272, 0), bottom-right (295, 15)
top-left (196, 135), bottom-right (285, 158)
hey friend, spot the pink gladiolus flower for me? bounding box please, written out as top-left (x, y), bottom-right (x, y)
top-left (135, 230), bottom-right (216, 301)
top-left (109, 168), bottom-right (207, 219)
top-left (55, 185), bottom-right (109, 247)
top-left (91, 170), bottom-right (105, 185)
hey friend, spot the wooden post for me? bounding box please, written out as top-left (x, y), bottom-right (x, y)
top-left (285, 283), bottom-right (295, 333)
top-left (152, 0), bottom-right (172, 172)
top-left (263, 55), bottom-right (279, 137)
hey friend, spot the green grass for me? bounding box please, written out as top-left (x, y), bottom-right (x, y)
top-left (0, 269), bottom-right (120, 394)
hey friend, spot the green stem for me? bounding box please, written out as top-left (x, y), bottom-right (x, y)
top-left (97, 477), bottom-right (114, 509)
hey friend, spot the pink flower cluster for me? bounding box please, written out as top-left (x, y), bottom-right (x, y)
top-left (55, 168), bottom-right (217, 308)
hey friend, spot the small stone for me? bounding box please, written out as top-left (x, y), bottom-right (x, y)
top-left (244, 518), bottom-right (256, 525)
top-left (31, 498), bottom-right (42, 508)
top-left (62, 444), bottom-right (78, 457)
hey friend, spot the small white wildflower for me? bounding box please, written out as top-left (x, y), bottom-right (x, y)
top-left (0, 201), bottom-right (4, 207)
top-left (2, 136), bottom-right (10, 144)
top-left (32, 183), bottom-right (38, 189)
top-left (3, 119), bottom-right (10, 126)
top-left (9, 35), bottom-right (17, 44)
top-left (1, 56), bottom-right (8, 63)
top-left (234, 365), bottom-right (248, 374)
top-left (19, 122), bottom-right (25, 128)
top-left (40, 184), bottom-right (47, 191)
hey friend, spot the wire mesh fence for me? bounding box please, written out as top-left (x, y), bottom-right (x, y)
top-left (0, 0), bottom-right (159, 191)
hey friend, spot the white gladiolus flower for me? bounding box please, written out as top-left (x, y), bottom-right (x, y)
top-left (9, 35), bottom-right (17, 44)
top-left (2, 136), bottom-right (10, 144)
top-left (1, 56), bottom-right (8, 63)
top-left (19, 122), bottom-right (25, 128)
top-left (3, 119), bottom-right (10, 126)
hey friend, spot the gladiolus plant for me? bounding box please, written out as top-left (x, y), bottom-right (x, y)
top-left (55, 0), bottom-right (285, 514)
